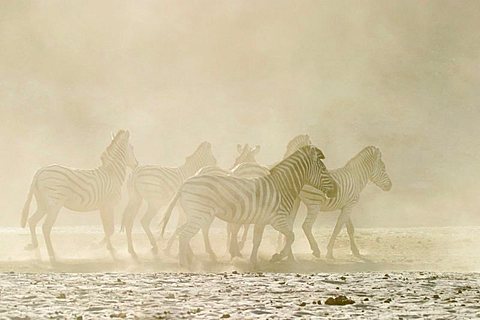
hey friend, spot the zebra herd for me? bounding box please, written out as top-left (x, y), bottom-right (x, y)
top-left (20, 130), bottom-right (392, 267)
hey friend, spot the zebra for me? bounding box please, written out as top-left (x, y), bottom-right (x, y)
top-left (297, 146), bottom-right (392, 259)
top-left (228, 134), bottom-right (313, 257)
top-left (160, 145), bottom-right (337, 267)
top-left (226, 162), bottom-right (270, 258)
top-left (121, 141), bottom-right (217, 257)
top-left (20, 130), bottom-right (137, 262)
top-left (163, 144), bottom-right (263, 259)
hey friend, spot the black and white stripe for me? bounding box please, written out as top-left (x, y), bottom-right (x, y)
top-left (160, 145), bottom-right (337, 267)
top-left (121, 141), bottom-right (217, 257)
top-left (163, 145), bottom-right (264, 259)
top-left (20, 130), bottom-right (137, 262)
top-left (298, 146), bottom-right (392, 258)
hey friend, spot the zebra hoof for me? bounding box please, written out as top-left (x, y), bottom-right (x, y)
top-left (312, 250), bottom-right (321, 258)
top-left (24, 243), bottom-right (38, 251)
top-left (352, 250), bottom-right (361, 258)
top-left (326, 252), bottom-right (334, 260)
top-left (151, 246), bottom-right (159, 255)
top-left (270, 253), bottom-right (283, 263)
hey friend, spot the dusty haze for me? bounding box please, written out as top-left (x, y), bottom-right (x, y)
top-left (1, 1), bottom-right (480, 228)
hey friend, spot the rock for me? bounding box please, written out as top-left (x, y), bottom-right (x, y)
top-left (299, 302), bottom-right (306, 306)
top-left (221, 313), bottom-right (230, 318)
top-left (433, 294), bottom-right (440, 299)
top-left (110, 312), bottom-right (127, 318)
top-left (324, 295), bottom-right (355, 306)
top-left (56, 293), bottom-right (66, 299)
top-left (232, 270), bottom-right (238, 274)
top-left (76, 316), bottom-right (83, 320)
top-left (340, 276), bottom-right (346, 281)
top-left (384, 298), bottom-right (392, 303)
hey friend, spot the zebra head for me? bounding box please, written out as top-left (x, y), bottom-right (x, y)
top-left (103, 130), bottom-right (138, 169)
top-left (370, 147), bottom-right (392, 191)
top-left (303, 145), bottom-right (337, 198)
top-left (186, 141), bottom-right (217, 170)
top-left (230, 144), bottom-right (260, 169)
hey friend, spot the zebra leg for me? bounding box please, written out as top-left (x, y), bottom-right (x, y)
top-left (249, 223), bottom-right (265, 267)
top-left (326, 207), bottom-right (351, 259)
top-left (164, 229), bottom-right (179, 255)
top-left (177, 221), bottom-right (202, 268)
top-left (100, 207), bottom-right (115, 253)
top-left (275, 198), bottom-right (300, 251)
top-left (228, 223), bottom-right (242, 259)
top-left (42, 208), bottom-right (61, 263)
top-left (271, 230), bottom-right (295, 263)
top-left (25, 210), bottom-right (47, 250)
top-left (238, 224), bottom-right (249, 251)
top-left (302, 206), bottom-right (321, 258)
top-left (164, 206), bottom-right (187, 254)
top-left (122, 196), bottom-right (142, 257)
top-left (201, 217), bottom-right (217, 261)
top-left (346, 217), bottom-right (361, 257)
top-left (141, 202), bottom-right (160, 254)
top-left (271, 216), bottom-right (295, 263)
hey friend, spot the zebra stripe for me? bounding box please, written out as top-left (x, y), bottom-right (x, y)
top-left (160, 145), bottom-right (337, 267)
top-left (164, 145), bottom-right (264, 259)
top-left (298, 146), bottom-right (392, 258)
top-left (121, 141), bottom-right (217, 257)
top-left (20, 130), bottom-right (137, 262)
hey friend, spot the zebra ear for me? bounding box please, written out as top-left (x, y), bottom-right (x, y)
top-left (111, 132), bottom-right (115, 140)
top-left (237, 144), bottom-right (243, 153)
top-left (252, 145), bottom-right (261, 154)
top-left (125, 130), bottom-right (130, 139)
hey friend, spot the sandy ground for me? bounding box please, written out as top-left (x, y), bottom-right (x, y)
top-left (1, 272), bottom-right (480, 319)
top-left (0, 226), bottom-right (479, 318)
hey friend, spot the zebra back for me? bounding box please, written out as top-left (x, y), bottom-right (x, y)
top-left (231, 162), bottom-right (270, 178)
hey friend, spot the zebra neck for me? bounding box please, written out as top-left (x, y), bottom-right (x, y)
top-left (344, 161), bottom-right (371, 192)
top-left (269, 159), bottom-right (306, 210)
top-left (179, 161), bottom-right (203, 179)
top-left (100, 159), bottom-right (127, 185)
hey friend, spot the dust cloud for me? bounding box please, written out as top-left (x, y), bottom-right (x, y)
top-left (1, 0), bottom-right (480, 233)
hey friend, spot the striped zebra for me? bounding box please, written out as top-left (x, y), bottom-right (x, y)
top-left (228, 134), bottom-right (313, 257)
top-left (160, 145), bottom-right (337, 267)
top-left (226, 162), bottom-right (270, 258)
top-left (20, 130), bottom-right (137, 262)
top-left (121, 141), bottom-right (217, 257)
top-left (298, 146), bottom-right (392, 258)
top-left (163, 145), bottom-right (263, 259)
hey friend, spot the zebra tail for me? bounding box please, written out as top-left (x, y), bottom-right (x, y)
top-left (21, 172), bottom-right (37, 228)
top-left (159, 190), bottom-right (182, 238)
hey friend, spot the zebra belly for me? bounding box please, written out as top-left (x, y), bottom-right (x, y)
top-left (180, 185), bottom-right (278, 225)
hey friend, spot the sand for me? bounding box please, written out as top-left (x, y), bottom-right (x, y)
top-left (0, 226), bottom-right (479, 318)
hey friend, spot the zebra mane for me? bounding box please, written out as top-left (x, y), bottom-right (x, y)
top-left (272, 145), bottom-right (310, 173)
top-left (345, 146), bottom-right (380, 169)
top-left (283, 134), bottom-right (311, 158)
top-left (101, 130), bottom-right (129, 165)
